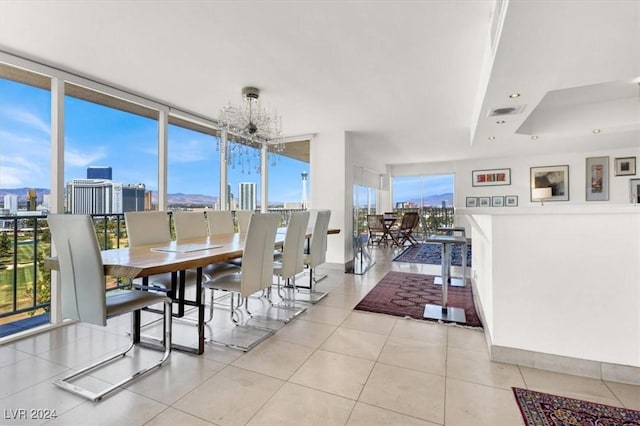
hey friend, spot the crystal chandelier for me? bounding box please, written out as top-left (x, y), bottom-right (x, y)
top-left (218, 87), bottom-right (285, 173)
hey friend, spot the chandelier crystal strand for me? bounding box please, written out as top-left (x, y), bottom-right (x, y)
top-left (218, 87), bottom-right (284, 174)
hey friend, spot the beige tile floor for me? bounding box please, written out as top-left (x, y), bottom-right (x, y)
top-left (0, 246), bottom-right (638, 425)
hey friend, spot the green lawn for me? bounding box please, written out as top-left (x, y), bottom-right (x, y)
top-left (0, 263), bottom-right (42, 314)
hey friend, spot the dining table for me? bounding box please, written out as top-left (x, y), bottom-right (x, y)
top-left (45, 227), bottom-right (340, 355)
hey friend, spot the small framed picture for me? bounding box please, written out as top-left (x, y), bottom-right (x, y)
top-left (530, 165), bottom-right (569, 202)
top-left (478, 196), bottom-right (491, 207)
top-left (492, 196), bottom-right (504, 207)
top-left (586, 156), bottom-right (609, 201)
top-left (465, 197), bottom-right (478, 207)
top-left (615, 157), bottom-right (636, 176)
top-left (505, 195), bottom-right (518, 207)
top-left (472, 168), bottom-right (511, 187)
top-left (630, 179), bottom-right (640, 204)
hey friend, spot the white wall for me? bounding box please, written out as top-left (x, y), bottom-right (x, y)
top-left (456, 146), bottom-right (640, 209)
top-left (311, 131), bottom-right (396, 269)
top-left (456, 145), bottom-right (640, 367)
top-left (455, 146), bottom-right (640, 234)
top-left (469, 209), bottom-right (639, 367)
top-left (310, 130), bottom-right (350, 266)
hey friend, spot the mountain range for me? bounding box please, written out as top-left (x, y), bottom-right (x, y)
top-left (1, 188), bottom-right (454, 207)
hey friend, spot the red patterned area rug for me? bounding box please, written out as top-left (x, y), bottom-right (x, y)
top-left (354, 271), bottom-right (482, 327)
top-left (513, 387), bottom-right (640, 426)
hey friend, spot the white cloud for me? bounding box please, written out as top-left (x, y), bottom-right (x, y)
top-left (168, 137), bottom-right (217, 163)
top-left (0, 106), bottom-right (50, 135)
top-left (64, 147), bottom-right (107, 167)
top-left (0, 166), bottom-right (25, 186)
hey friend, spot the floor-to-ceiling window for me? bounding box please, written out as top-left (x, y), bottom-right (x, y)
top-left (0, 66), bottom-right (52, 332)
top-left (167, 120), bottom-right (220, 211)
top-left (267, 152), bottom-right (309, 209)
top-left (392, 174), bottom-right (454, 209)
top-left (64, 83), bottom-right (159, 215)
top-left (392, 173), bottom-right (455, 235)
top-left (226, 139), bottom-right (262, 210)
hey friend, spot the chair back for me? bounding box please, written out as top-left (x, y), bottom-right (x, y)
top-left (125, 211), bottom-right (171, 247)
top-left (235, 210), bottom-right (253, 234)
top-left (367, 214), bottom-right (384, 232)
top-left (239, 213), bottom-right (280, 297)
top-left (400, 212), bottom-right (420, 231)
top-left (48, 214), bottom-right (107, 326)
top-left (307, 209), bottom-right (331, 268)
top-left (206, 210), bottom-right (235, 236)
top-left (278, 211), bottom-right (310, 278)
top-left (173, 211), bottom-right (207, 241)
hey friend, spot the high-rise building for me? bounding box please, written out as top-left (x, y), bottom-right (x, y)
top-left (238, 182), bottom-right (256, 211)
top-left (301, 171), bottom-right (308, 209)
top-left (87, 166), bottom-right (113, 180)
top-left (66, 179), bottom-right (146, 214)
top-left (66, 179), bottom-right (113, 214)
top-left (3, 194), bottom-right (18, 214)
top-left (114, 183), bottom-right (146, 213)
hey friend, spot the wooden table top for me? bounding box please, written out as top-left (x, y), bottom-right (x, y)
top-left (45, 228), bottom-right (340, 279)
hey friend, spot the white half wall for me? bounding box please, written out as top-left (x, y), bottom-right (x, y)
top-left (467, 208), bottom-right (639, 368)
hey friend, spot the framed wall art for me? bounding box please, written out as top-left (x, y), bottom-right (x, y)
top-left (472, 168), bottom-right (511, 187)
top-left (492, 196), bottom-right (504, 207)
top-left (615, 157), bottom-right (636, 176)
top-left (585, 156), bottom-right (609, 201)
top-left (465, 197), bottom-right (478, 207)
top-left (478, 196), bottom-right (491, 207)
top-left (505, 195), bottom-right (518, 207)
top-left (630, 179), bottom-right (640, 204)
top-left (530, 165), bottom-right (569, 202)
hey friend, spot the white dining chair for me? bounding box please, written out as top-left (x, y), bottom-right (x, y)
top-left (206, 210), bottom-right (235, 236)
top-left (235, 210), bottom-right (253, 233)
top-left (125, 211), bottom-right (201, 325)
top-left (173, 210), bottom-right (208, 241)
top-left (48, 214), bottom-right (171, 401)
top-left (173, 210), bottom-right (240, 318)
top-left (124, 211), bottom-right (180, 291)
top-left (272, 211), bottom-right (310, 319)
top-left (298, 209), bottom-right (331, 303)
top-left (202, 213), bottom-right (280, 351)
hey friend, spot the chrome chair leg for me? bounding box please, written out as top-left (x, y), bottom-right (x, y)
top-left (54, 300), bottom-right (172, 402)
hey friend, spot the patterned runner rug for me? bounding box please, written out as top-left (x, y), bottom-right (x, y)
top-left (393, 242), bottom-right (472, 267)
top-left (513, 387), bottom-right (640, 426)
top-left (354, 271), bottom-right (482, 327)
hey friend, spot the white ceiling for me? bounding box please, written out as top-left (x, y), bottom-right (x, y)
top-left (0, 0), bottom-right (638, 167)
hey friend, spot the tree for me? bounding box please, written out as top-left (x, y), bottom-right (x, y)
top-left (0, 231), bottom-right (12, 258)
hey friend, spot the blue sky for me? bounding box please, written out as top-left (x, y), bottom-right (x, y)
top-left (392, 174), bottom-right (454, 204)
top-left (1, 77), bottom-right (452, 205)
top-left (0, 78), bottom-right (309, 203)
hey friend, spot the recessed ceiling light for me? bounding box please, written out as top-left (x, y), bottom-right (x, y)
top-left (593, 129), bottom-right (601, 134)
top-left (496, 120), bottom-right (506, 124)
top-left (488, 136), bottom-right (496, 140)
top-left (531, 135), bottom-right (539, 140)
top-left (509, 92), bottom-right (521, 98)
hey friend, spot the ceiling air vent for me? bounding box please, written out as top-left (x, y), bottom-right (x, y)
top-left (488, 105), bottom-right (526, 117)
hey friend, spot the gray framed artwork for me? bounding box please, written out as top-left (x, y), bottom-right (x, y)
top-left (586, 156), bottom-right (609, 201)
top-left (530, 165), bottom-right (569, 202)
